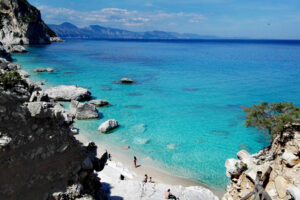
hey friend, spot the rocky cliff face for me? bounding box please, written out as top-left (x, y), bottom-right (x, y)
top-left (0, 53), bottom-right (109, 199)
top-left (0, 0), bottom-right (56, 45)
top-left (223, 125), bottom-right (300, 200)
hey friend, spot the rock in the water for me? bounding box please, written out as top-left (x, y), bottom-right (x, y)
top-left (6, 45), bottom-right (28, 53)
top-left (282, 151), bottom-right (299, 167)
top-left (34, 67), bottom-right (54, 72)
top-left (167, 144), bottom-right (176, 150)
top-left (120, 77), bottom-right (134, 84)
top-left (275, 176), bottom-right (288, 198)
top-left (69, 100), bottom-right (99, 120)
top-left (98, 119), bottom-right (119, 133)
top-left (89, 99), bottom-right (109, 107)
top-left (50, 37), bottom-right (64, 42)
top-left (45, 85), bottom-right (91, 101)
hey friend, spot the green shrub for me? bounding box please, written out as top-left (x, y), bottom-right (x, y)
top-left (0, 72), bottom-right (22, 90)
top-left (243, 102), bottom-right (300, 136)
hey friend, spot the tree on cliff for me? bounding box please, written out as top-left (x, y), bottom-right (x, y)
top-left (243, 102), bottom-right (300, 136)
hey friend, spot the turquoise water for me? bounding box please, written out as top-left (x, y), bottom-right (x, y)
top-left (13, 40), bottom-right (300, 189)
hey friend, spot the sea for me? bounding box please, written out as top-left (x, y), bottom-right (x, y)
top-left (13, 39), bottom-right (300, 190)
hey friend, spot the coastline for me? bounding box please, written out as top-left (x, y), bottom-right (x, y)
top-left (75, 131), bottom-right (225, 199)
top-left (8, 44), bottom-right (223, 199)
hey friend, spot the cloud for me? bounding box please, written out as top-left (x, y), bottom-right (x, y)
top-left (37, 5), bottom-right (205, 29)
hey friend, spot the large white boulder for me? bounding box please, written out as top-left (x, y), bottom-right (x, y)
top-left (225, 159), bottom-right (240, 178)
top-left (98, 119), bottom-right (119, 133)
top-left (282, 151), bottom-right (299, 167)
top-left (287, 185), bottom-right (300, 200)
top-left (45, 85), bottom-right (91, 101)
top-left (69, 100), bottom-right (99, 120)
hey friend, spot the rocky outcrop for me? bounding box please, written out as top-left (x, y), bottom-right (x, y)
top-left (45, 85), bottom-right (92, 101)
top-left (120, 77), bottom-right (134, 84)
top-left (0, 42), bottom-right (12, 61)
top-left (98, 119), bottom-right (119, 133)
top-left (223, 124), bottom-right (300, 200)
top-left (34, 67), bottom-right (54, 72)
top-left (0, 52), bottom-right (108, 200)
top-left (89, 99), bottom-right (109, 107)
top-left (69, 100), bottom-right (99, 120)
top-left (0, 0), bottom-right (56, 45)
top-left (5, 45), bottom-right (28, 53)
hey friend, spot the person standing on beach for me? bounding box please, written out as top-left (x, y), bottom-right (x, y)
top-left (134, 156), bottom-right (137, 168)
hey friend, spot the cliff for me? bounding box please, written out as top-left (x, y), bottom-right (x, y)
top-left (223, 124), bottom-right (300, 200)
top-left (0, 52), bottom-right (111, 199)
top-left (0, 0), bottom-right (56, 45)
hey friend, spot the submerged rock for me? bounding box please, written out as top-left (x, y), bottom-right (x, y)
top-left (167, 144), bottom-right (176, 150)
top-left (45, 85), bottom-right (92, 101)
top-left (98, 119), bottom-right (119, 133)
top-left (89, 99), bottom-right (109, 107)
top-left (69, 100), bottom-right (99, 120)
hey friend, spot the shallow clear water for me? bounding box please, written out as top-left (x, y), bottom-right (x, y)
top-left (13, 40), bottom-right (300, 189)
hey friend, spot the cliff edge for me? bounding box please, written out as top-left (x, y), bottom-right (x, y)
top-left (0, 0), bottom-right (56, 45)
top-left (223, 124), bottom-right (300, 200)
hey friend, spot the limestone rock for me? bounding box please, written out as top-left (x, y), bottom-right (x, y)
top-left (26, 102), bottom-right (52, 118)
top-left (89, 99), bottom-right (109, 107)
top-left (282, 151), bottom-right (299, 167)
top-left (225, 159), bottom-right (246, 179)
top-left (0, 135), bottom-right (12, 147)
top-left (287, 185), bottom-right (300, 200)
top-left (69, 100), bottom-right (99, 120)
top-left (0, 43), bottom-right (12, 61)
top-left (275, 176), bottom-right (288, 198)
top-left (29, 91), bottom-right (49, 102)
top-left (0, 0), bottom-right (56, 45)
top-left (98, 119), bottom-right (119, 133)
top-left (45, 85), bottom-right (92, 101)
top-left (6, 45), bottom-right (28, 53)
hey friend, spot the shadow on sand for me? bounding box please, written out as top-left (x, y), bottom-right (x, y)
top-left (100, 182), bottom-right (124, 200)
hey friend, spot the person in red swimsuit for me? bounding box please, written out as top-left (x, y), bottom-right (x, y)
top-left (134, 156), bottom-right (137, 168)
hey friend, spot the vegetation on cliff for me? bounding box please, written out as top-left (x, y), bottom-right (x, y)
top-left (243, 102), bottom-right (300, 136)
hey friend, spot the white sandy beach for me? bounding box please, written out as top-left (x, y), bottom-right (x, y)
top-left (75, 133), bottom-right (222, 200)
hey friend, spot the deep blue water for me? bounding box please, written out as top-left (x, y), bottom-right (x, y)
top-left (13, 39), bottom-right (300, 189)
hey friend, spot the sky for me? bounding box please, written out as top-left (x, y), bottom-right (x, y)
top-left (29, 0), bottom-right (300, 39)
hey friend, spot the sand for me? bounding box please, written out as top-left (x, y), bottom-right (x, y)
top-left (75, 133), bottom-right (224, 200)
